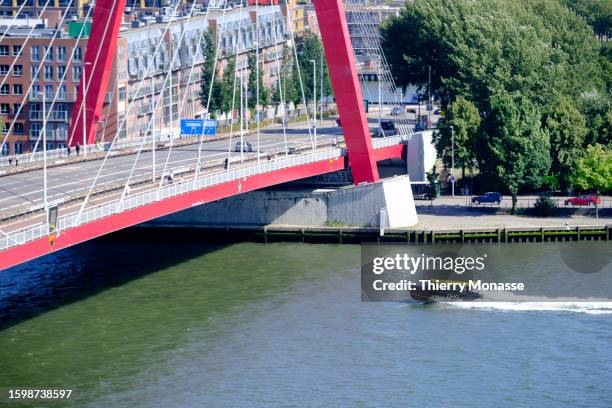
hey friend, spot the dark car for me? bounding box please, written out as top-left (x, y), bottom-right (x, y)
top-left (235, 141), bottom-right (253, 152)
top-left (374, 120), bottom-right (398, 137)
top-left (472, 192), bottom-right (502, 205)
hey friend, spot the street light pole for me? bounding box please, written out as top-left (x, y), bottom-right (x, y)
top-left (310, 59), bottom-right (317, 149)
top-left (378, 66), bottom-right (382, 136)
top-left (42, 89), bottom-right (48, 218)
top-left (450, 125), bottom-right (455, 198)
top-left (320, 57), bottom-right (323, 126)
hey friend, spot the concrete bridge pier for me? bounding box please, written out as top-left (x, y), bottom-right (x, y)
top-left (145, 175), bottom-right (418, 229)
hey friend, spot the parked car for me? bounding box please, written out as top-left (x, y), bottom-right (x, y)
top-left (407, 107), bottom-right (417, 114)
top-left (336, 118), bottom-right (342, 127)
top-left (565, 195), bottom-right (601, 206)
top-left (235, 141), bottom-right (253, 152)
top-left (472, 192), bottom-right (502, 205)
top-left (390, 106), bottom-right (404, 116)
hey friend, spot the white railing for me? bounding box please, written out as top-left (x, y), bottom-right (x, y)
top-left (0, 147), bottom-right (343, 252)
top-left (371, 134), bottom-right (405, 148)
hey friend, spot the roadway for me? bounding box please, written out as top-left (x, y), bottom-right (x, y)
top-left (0, 124), bottom-right (341, 218)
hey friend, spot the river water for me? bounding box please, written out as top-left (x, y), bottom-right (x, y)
top-left (0, 236), bottom-right (611, 407)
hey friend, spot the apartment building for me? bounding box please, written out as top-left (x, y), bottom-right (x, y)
top-left (0, 24), bottom-right (90, 155)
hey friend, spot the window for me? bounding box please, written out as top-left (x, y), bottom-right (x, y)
top-left (57, 85), bottom-right (66, 100)
top-left (31, 46), bottom-right (40, 61)
top-left (13, 65), bottom-right (23, 76)
top-left (31, 65), bottom-right (39, 80)
top-left (13, 84), bottom-right (22, 95)
top-left (13, 45), bottom-right (21, 57)
top-left (56, 104), bottom-right (67, 120)
top-left (30, 123), bottom-right (41, 138)
top-left (44, 46), bottom-right (53, 61)
top-left (46, 142), bottom-right (55, 151)
top-left (73, 66), bottom-right (81, 82)
top-left (0, 84), bottom-right (8, 95)
top-left (118, 87), bottom-right (126, 101)
top-left (74, 47), bottom-right (82, 61)
top-left (14, 141), bottom-right (23, 154)
top-left (1, 143), bottom-right (8, 156)
top-left (14, 104), bottom-right (20, 115)
top-left (31, 85), bottom-right (40, 99)
top-left (45, 85), bottom-right (53, 100)
top-left (14, 123), bottom-right (24, 135)
top-left (0, 104), bottom-right (9, 114)
top-left (44, 65), bottom-right (54, 81)
top-left (30, 103), bottom-right (41, 120)
top-left (0, 45), bottom-right (8, 56)
top-left (56, 124), bottom-right (67, 140)
top-left (57, 46), bottom-right (66, 61)
top-left (0, 65), bottom-right (8, 76)
top-left (1, 123), bottom-right (7, 135)
top-left (58, 65), bottom-right (66, 79)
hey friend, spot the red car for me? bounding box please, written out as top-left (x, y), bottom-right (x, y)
top-left (565, 195), bottom-right (601, 206)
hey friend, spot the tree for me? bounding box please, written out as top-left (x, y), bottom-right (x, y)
top-left (298, 31), bottom-right (332, 102)
top-left (482, 92), bottom-right (551, 214)
top-left (247, 51), bottom-right (270, 112)
top-left (563, 0), bottom-right (612, 39)
top-left (433, 97), bottom-right (481, 179)
top-left (542, 96), bottom-right (587, 188)
top-left (200, 29), bottom-right (221, 116)
top-left (572, 143), bottom-right (612, 218)
top-left (220, 55), bottom-right (237, 117)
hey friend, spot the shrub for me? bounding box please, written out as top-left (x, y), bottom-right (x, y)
top-left (533, 194), bottom-right (558, 217)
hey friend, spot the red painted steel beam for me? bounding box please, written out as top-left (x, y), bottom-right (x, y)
top-left (0, 157), bottom-right (347, 270)
top-left (313, 0), bottom-right (379, 184)
top-left (68, 0), bottom-right (127, 147)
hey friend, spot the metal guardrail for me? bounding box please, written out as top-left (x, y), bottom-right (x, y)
top-left (371, 134), bottom-right (405, 148)
top-left (0, 147), bottom-right (343, 252)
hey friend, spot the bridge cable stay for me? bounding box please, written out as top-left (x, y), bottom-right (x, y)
top-left (115, 0), bottom-right (207, 205)
top-left (347, 1), bottom-right (414, 137)
top-left (158, 0), bottom-right (229, 189)
top-left (270, 7), bottom-right (290, 156)
top-left (29, 2), bottom-right (98, 158)
top-left (348, 5), bottom-right (406, 137)
top-left (283, 0), bottom-right (314, 151)
top-left (194, 1), bottom-right (230, 178)
top-left (255, 0), bottom-right (261, 167)
top-left (223, 2), bottom-right (245, 169)
top-left (75, 0), bottom-right (192, 221)
top-left (0, 0), bottom-right (58, 156)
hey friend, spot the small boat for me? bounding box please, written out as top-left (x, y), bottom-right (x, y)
top-left (408, 279), bottom-right (483, 303)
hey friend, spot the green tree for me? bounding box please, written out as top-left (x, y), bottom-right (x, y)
top-left (542, 96), bottom-right (587, 188)
top-left (433, 97), bottom-right (481, 179)
top-left (247, 51), bottom-right (270, 112)
top-left (220, 56), bottom-right (237, 117)
top-left (200, 29), bottom-right (221, 116)
top-left (563, 0), bottom-right (612, 39)
top-left (572, 143), bottom-right (612, 218)
top-left (482, 92), bottom-right (551, 214)
top-left (581, 93), bottom-right (612, 146)
top-left (298, 31), bottom-right (332, 102)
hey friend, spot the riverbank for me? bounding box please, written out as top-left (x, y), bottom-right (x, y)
top-left (135, 223), bottom-right (612, 244)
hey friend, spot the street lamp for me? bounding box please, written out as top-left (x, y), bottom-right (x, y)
top-left (309, 59), bottom-right (317, 149)
top-left (82, 61), bottom-right (92, 156)
top-left (450, 125), bottom-right (455, 198)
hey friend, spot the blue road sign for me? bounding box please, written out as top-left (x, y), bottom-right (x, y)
top-left (203, 119), bottom-right (217, 136)
top-left (180, 119), bottom-right (204, 135)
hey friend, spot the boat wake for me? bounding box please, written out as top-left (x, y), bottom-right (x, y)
top-left (439, 300), bottom-right (612, 315)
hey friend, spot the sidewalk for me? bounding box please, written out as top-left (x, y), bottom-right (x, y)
top-left (414, 196), bottom-right (612, 230)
